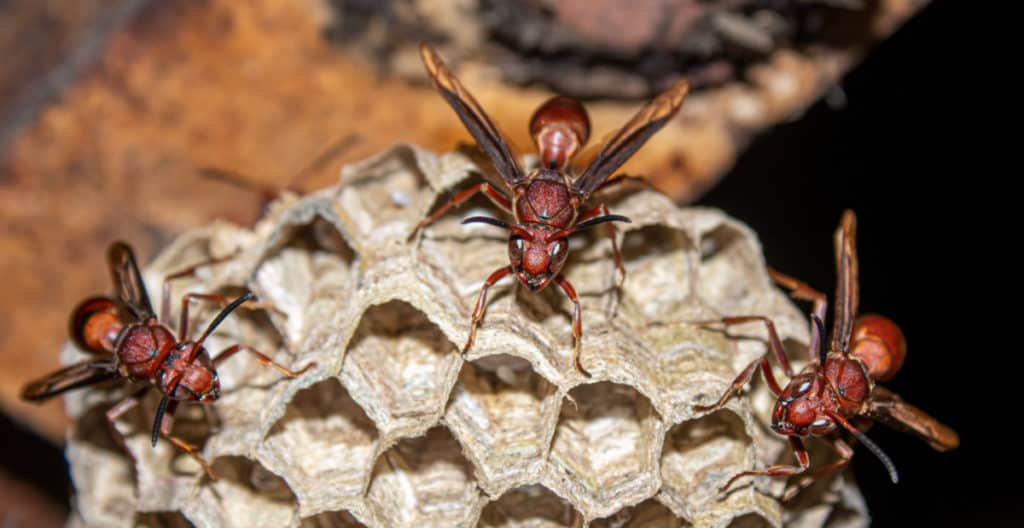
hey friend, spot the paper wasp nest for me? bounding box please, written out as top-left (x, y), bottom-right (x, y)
top-left (63, 145), bottom-right (867, 527)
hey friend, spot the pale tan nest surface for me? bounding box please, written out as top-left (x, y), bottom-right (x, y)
top-left (63, 145), bottom-right (866, 527)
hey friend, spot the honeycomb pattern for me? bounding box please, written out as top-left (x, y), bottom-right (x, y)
top-left (62, 144), bottom-right (866, 527)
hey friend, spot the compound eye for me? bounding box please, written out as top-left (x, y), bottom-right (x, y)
top-left (549, 240), bottom-right (563, 256)
top-left (811, 417), bottom-right (831, 429)
top-left (794, 379), bottom-right (813, 397)
top-left (513, 237), bottom-right (525, 251)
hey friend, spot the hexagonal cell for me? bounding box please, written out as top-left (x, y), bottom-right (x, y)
top-left (555, 223), bottom-right (627, 299)
top-left (189, 456), bottom-right (298, 528)
top-left (619, 225), bottom-right (695, 320)
top-left (478, 485), bottom-right (580, 527)
top-left (660, 410), bottom-right (753, 516)
top-left (820, 477), bottom-right (868, 528)
top-left (696, 224), bottom-right (767, 315)
top-left (196, 297), bottom-right (309, 435)
top-left (90, 384), bottom-right (217, 486)
top-left (366, 427), bottom-right (483, 527)
top-left (254, 215), bottom-right (356, 348)
top-left (590, 499), bottom-right (684, 528)
top-left (782, 470), bottom-right (867, 528)
top-left (726, 513), bottom-right (773, 528)
top-left (134, 511), bottom-right (192, 528)
top-left (262, 377), bottom-right (379, 512)
top-left (337, 146), bottom-right (436, 245)
top-left (444, 355), bottom-right (561, 495)
top-left (67, 404), bottom-right (138, 527)
top-left (546, 382), bottom-right (664, 518)
top-left (341, 301), bottom-right (461, 439)
top-left (300, 510), bottom-right (368, 527)
top-left (417, 184), bottom-right (514, 297)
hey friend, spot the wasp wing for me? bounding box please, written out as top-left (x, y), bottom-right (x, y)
top-left (21, 359), bottom-right (118, 402)
top-left (108, 242), bottom-right (156, 322)
top-left (572, 80), bottom-right (689, 200)
top-left (420, 43), bottom-right (525, 188)
top-left (830, 210), bottom-right (859, 353)
top-left (867, 386), bottom-right (960, 452)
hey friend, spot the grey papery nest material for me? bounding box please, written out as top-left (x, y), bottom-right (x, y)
top-left (64, 145), bottom-right (866, 527)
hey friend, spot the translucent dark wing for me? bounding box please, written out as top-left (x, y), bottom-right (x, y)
top-left (107, 242), bottom-right (155, 322)
top-left (830, 210), bottom-right (859, 353)
top-left (867, 386), bottom-right (960, 452)
top-left (20, 359), bottom-right (118, 402)
top-left (572, 80), bottom-right (690, 199)
top-left (420, 43), bottom-right (526, 188)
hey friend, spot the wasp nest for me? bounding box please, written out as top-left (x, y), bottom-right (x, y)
top-left (63, 145), bottom-right (867, 527)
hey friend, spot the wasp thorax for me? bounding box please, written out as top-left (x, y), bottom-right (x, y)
top-left (823, 355), bottom-right (871, 412)
top-left (529, 96), bottom-right (590, 170)
top-left (515, 175), bottom-right (575, 226)
top-left (119, 323), bottom-right (176, 378)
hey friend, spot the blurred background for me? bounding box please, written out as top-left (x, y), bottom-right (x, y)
top-left (0, 0), bottom-right (995, 526)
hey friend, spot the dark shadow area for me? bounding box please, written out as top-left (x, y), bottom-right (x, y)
top-left (700, 1), bottom-right (989, 524)
top-left (0, 412), bottom-right (71, 509)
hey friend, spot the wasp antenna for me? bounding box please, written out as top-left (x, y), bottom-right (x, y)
top-left (553, 214), bottom-right (632, 239)
top-left (195, 291), bottom-right (254, 347)
top-left (830, 410), bottom-right (899, 484)
top-left (812, 315), bottom-right (828, 365)
top-left (854, 429), bottom-right (899, 483)
top-left (462, 216), bottom-right (509, 229)
top-left (152, 396), bottom-right (170, 447)
top-left (576, 214), bottom-right (631, 231)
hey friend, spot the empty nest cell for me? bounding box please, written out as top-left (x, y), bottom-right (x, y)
top-left (547, 382), bottom-right (663, 518)
top-left (727, 513), bottom-right (774, 528)
top-left (444, 355), bottom-right (561, 496)
top-left (300, 510), bottom-right (368, 527)
top-left (660, 410), bottom-right (754, 517)
top-left (478, 484), bottom-right (580, 528)
top-left (366, 426), bottom-right (483, 527)
top-left (262, 377), bottom-right (379, 513)
top-left (416, 182), bottom-right (517, 298)
top-left (253, 215), bottom-right (356, 349)
top-left (590, 499), bottom-right (683, 528)
top-left (189, 456), bottom-right (298, 528)
top-left (336, 147), bottom-right (438, 246)
top-left (696, 224), bottom-right (767, 315)
top-left (341, 300), bottom-right (461, 440)
top-left (619, 224), bottom-right (695, 320)
top-left (133, 511), bottom-right (193, 528)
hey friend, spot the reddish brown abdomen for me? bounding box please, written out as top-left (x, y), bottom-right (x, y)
top-left (70, 297), bottom-right (123, 353)
top-left (117, 323), bottom-right (176, 379)
top-left (850, 313), bottom-right (906, 381)
top-left (530, 96), bottom-right (590, 170)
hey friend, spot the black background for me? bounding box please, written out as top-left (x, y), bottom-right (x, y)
top-left (702, 0), bottom-right (1002, 525)
top-left (1, 0), bottom-right (1004, 525)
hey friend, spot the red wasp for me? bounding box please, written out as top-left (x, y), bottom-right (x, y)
top-left (414, 43), bottom-right (690, 376)
top-left (21, 242), bottom-right (311, 478)
top-left (691, 210), bottom-right (959, 499)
